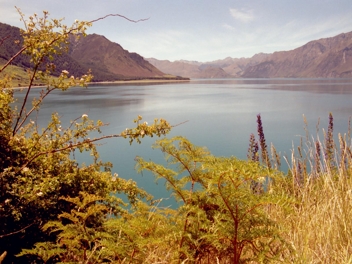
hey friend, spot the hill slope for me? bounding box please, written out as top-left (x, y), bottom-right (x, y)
top-left (242, 32), bottom-right (352, 78)
top-left (147, 31), bottom-right (352, 78)
top-left (0, 22), bottom-right (183, 81)
top-left (146, 54), bottom-right (270, 78)
top-left (0, 22), bottom-right (92, 78)
top-left (68, 34), bottom-right (169, 81)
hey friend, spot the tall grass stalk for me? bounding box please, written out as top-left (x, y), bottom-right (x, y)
top-left (270, 114), bottom-right (352, 263)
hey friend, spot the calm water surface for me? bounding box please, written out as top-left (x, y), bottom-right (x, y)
top-left (14, 78), bottom-right (352, 206)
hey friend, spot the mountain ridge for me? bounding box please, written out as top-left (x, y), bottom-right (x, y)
top-left (2, 20), bottom-right (352, 80)
top-left (147, 32), bottom-right (352, 78)
top-left (0, 22), bottom-right (187, 82)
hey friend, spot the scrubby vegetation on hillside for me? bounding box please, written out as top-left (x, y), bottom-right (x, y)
top-left (1, 9), bottom-right (352, 264)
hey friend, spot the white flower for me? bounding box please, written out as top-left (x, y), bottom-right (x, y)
top-left (36, 192), bottom-right (43, 197)
top-left (82, 114), bottom-right (88, 119)
top-left (112, 173), bottom-right (119, 182)
top-left (144, 122), bottom-right (148, 125)
top-left (5, 199), bottom-right (11, 204)
top-left (140, 130), bottom-right (145, 136)
top-left (257, 177), bottom-right (266, 183)
top-left (22, 167), bottom-right (29, 173)
top-left (62, 70), bottom-right (69, 75)
top-left (58, 125), bottom-right (62, 131)
top-left (30, 120), bottom-right (35, 124)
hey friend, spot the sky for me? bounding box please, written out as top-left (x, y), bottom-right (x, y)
top-left (1, 0), bottom-right (352, 62)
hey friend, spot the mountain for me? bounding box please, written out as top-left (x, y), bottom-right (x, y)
top-left (2, 20), bottom-right (352, 79)
top-left (0, 22), bottom-right (95, 79)
top-left (146, 58), bottom-right (232, 78)
top-left (147, 31), bottom-right (352, 78)
top-left (242, 32), bottom-right (352, 78)
top-left (0, 22), bottom-right (185, 81)
top-left (146, 54), bottom-right (270, 78)
top-left (68, 34), bottom-right (169, 81)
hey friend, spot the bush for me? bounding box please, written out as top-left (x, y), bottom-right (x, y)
top-left (0, 9), bottom-right (170, 262)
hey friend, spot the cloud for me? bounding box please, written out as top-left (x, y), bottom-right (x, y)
top-left (222, 23), bottom-right (235, 31)
top-left (229, 8), bottom-right (254, 23)
top-left (115, 29), bottom-right (193, 60)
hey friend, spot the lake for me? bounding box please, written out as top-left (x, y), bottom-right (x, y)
top-left (14, 78), bottom-right (352, 206)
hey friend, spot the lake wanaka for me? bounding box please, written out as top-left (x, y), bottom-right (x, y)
top-left (14, 78), bottom-right (352, 206)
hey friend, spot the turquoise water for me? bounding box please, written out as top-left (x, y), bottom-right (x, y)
top-left (14, 78), bottom-right (352, 206)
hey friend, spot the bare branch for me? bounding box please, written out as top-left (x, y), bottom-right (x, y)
top-left (89, 14), bottom-right (149, 24)
top-left (19, 133), bottom-right (136, 171)
top-left (0, 35), bottom-right (10, 47)
top-left (18, 118), bottom-right (180, 171)
top-left (15, 6), bottom-right (28, 31)
top-left (12, 63), bottom-right (40, 135)
top-left (0, 223), bottom-right (35, 238)
top-left (13, 86), bottom-right (57, 135)
top-left (0, 46), bottom-right (26, 73)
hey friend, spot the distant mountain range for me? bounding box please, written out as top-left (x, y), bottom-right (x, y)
top-left (1, 20), bottom-right (352, 80)
top-left (147, 32), bottom-right (352, 78)
top-left (0, 22), bottom-right (185, 81)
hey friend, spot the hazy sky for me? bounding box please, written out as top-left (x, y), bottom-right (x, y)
top-left (1, 0), bottom-right (352, 62)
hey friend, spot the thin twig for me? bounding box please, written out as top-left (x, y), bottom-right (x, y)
top-left (19, 134), bottom-right (123, 171)
top-left (89, 14), bottom-right (149, 24)
top-left (12, 63), bottom-right (40, 135)
top-left (13, 86), bottom-right (57, 135)
top-left (0, 47), bottom-right (26, 73)
top-left (0, 35), bottom-right (10, 47)
top-left (0, 223), bottom-right (35, 238)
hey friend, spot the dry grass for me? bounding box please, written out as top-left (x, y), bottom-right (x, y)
top-left (273, 174), bottom-right (352, 263)
top-left (0, 63), bottom-right (45, 88)
top-left (269, 116), bottom-right (352, 263)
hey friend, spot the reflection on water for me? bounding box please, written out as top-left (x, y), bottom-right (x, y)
top-left (13, 78), bottom-right (352, 207)
top-left (191, 78), bottom-right (352, 94)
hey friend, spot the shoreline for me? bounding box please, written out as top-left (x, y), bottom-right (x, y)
top-left (88, 78), bottom-right (190, 85)
top-left (8, 78), bottom-right (191, 89)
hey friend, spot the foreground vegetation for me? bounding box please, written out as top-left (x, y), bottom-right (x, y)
top-left (1, 9), bottom-right (352, 263)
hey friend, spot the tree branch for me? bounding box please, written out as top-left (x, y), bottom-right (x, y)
top-left (0, 35), bottom-right (10, 47)
top-left (0, 46), bottom-right (26, 73)
top-left (12, 63), bottom-right (40, 135)
top-left (19, 134), bottom-right (124, 171)
top-left (89, 14), bottom-right (149, 24)
top-left (0, 223), bottom-right (35, 238)
top-left (13, 86), bottom-right (57, 135)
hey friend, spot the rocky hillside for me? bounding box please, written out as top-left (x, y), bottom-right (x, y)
top-left (147, 31), bottom-right (352, 78)
top-left (146, 54), bottom-right (270, 79)
top-left (68, 34), bottom-right (168, 80)
top-left (242, 32), bottom-right (352, 78)
top-left (0, 22), bottom-right (184, 81)
top-left (2, 20), bottom-right (352, 79)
